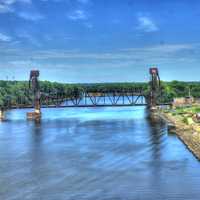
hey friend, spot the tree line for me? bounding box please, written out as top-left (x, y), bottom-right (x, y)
top-left (0, 80), bottom-right (200, 107)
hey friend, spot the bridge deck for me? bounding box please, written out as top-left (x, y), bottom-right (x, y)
top-left (10, 103), bottom-right (171, 109)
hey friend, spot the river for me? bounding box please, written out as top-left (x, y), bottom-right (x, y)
top-left (0, 107), bottom-right (200, 200)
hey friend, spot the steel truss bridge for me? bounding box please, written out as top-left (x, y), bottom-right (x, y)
top-left (0, 68), bottom-right (169, 120)
top-left (29, 67), bottom-right (163, 109)
top-left (9, 90), bottom-right (147, 109)
top-left (40, 91), bottom-right (147, 108)
top-left (6, 68), bottom-right (164, 109)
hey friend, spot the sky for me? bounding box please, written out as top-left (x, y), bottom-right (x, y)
top-left (0, 0), bottom-right (200, 83)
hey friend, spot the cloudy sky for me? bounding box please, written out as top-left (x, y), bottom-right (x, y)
top-left (0, 0), bottom-right (200, 82)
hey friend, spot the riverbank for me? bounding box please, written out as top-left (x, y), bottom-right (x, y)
top-left (159, 109), bottom-right (200, 160)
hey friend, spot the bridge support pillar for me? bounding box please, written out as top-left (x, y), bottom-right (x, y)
top-left (0, 109), bottom-right (4, 120)
top-left (27, 110), bottom-right (41, 120)
top-left (27, 107), bottom-right (41, 120)
top-left (27, 70), bottom-right (41, 120)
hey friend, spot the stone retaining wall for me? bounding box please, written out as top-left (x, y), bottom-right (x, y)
top-left (160, 112), bottom-right (200, 160)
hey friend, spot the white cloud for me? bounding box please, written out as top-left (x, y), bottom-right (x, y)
top-left (84, 22), bottom-right (93, 28)
top-left (0, 43), bottom-right (198, 69)
top-left (2, 0), bottom-right (31, 5)
top-left (6, 43), bottom-right (193, 61)
top-left (20, 0), bottom-right (31, 3)
top-left (0, 33), bottom-right (12, 42)
top-left (18, 11), bottom-right (44, 21)
top-left (137, 16), bottom-right (158, 33)
top-left (0, 43), bottom-right (199, 82)
top-left (0, 0), bottom-right (31, 13)
top-left (68, 9), bottom-right (88, 21)
top-left (77, 0), bottom-right (90, 4)
top-left (0, 4), bottom-right (12, 13)
top-left (17, 31), bottom-right (41, 46)
top-left (0, 0), bottom-right (41, 23)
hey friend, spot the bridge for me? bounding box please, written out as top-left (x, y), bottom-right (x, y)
top-left (0, 67), bottom-right (166, 120)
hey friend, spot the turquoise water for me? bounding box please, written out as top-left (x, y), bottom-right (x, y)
top-left (0, 107), bottom-right (200, 200)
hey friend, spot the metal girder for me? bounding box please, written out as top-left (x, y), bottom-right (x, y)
top-left (38, 91), bottom-right (146, 107)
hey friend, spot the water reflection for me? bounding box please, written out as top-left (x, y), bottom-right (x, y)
top-left (0, 107), bottom-right (200, 200)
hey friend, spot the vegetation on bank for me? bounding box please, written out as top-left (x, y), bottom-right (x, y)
top-left (1, 80), bottom-right (200, 107)
top-left (164, 106), bottom-right (200, 126)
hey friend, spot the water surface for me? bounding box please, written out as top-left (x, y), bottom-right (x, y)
top-left (0, 107), bottom-right (200, 200)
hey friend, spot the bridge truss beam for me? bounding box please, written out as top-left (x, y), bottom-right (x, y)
top-left (39, 91), bottom-right (146, 107)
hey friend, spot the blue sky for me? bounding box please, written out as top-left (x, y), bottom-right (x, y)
top-left (0, 0), bottom-right (200, 83)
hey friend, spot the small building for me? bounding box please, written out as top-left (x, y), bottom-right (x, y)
top-left (194, 98), bottom-right (200, 104)
top-left (185, 96), bottom-right (194, 104)
top-left (173, 97), bottom-right (194, 108)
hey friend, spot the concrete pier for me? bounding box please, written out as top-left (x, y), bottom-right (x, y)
top-left (0, 109), bottom-right (4, 120)
top-left (150, 106), bottom-right (158, 112)
top-left (27, 108), bottom-right (41, 120)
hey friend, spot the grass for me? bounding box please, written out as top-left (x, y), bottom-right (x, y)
top-left (165, 105), bottom-right (200, 124)
top-left (172, 106), bottom-right (200, 115)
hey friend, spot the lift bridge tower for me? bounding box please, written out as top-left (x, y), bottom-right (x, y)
top-left (148, 67), bottom-right (161, 110)
top-left (27, 70), bottom-right (41, 120)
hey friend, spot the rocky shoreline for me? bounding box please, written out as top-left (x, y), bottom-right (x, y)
top-left (159, 111), bottom-right (200, 160)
